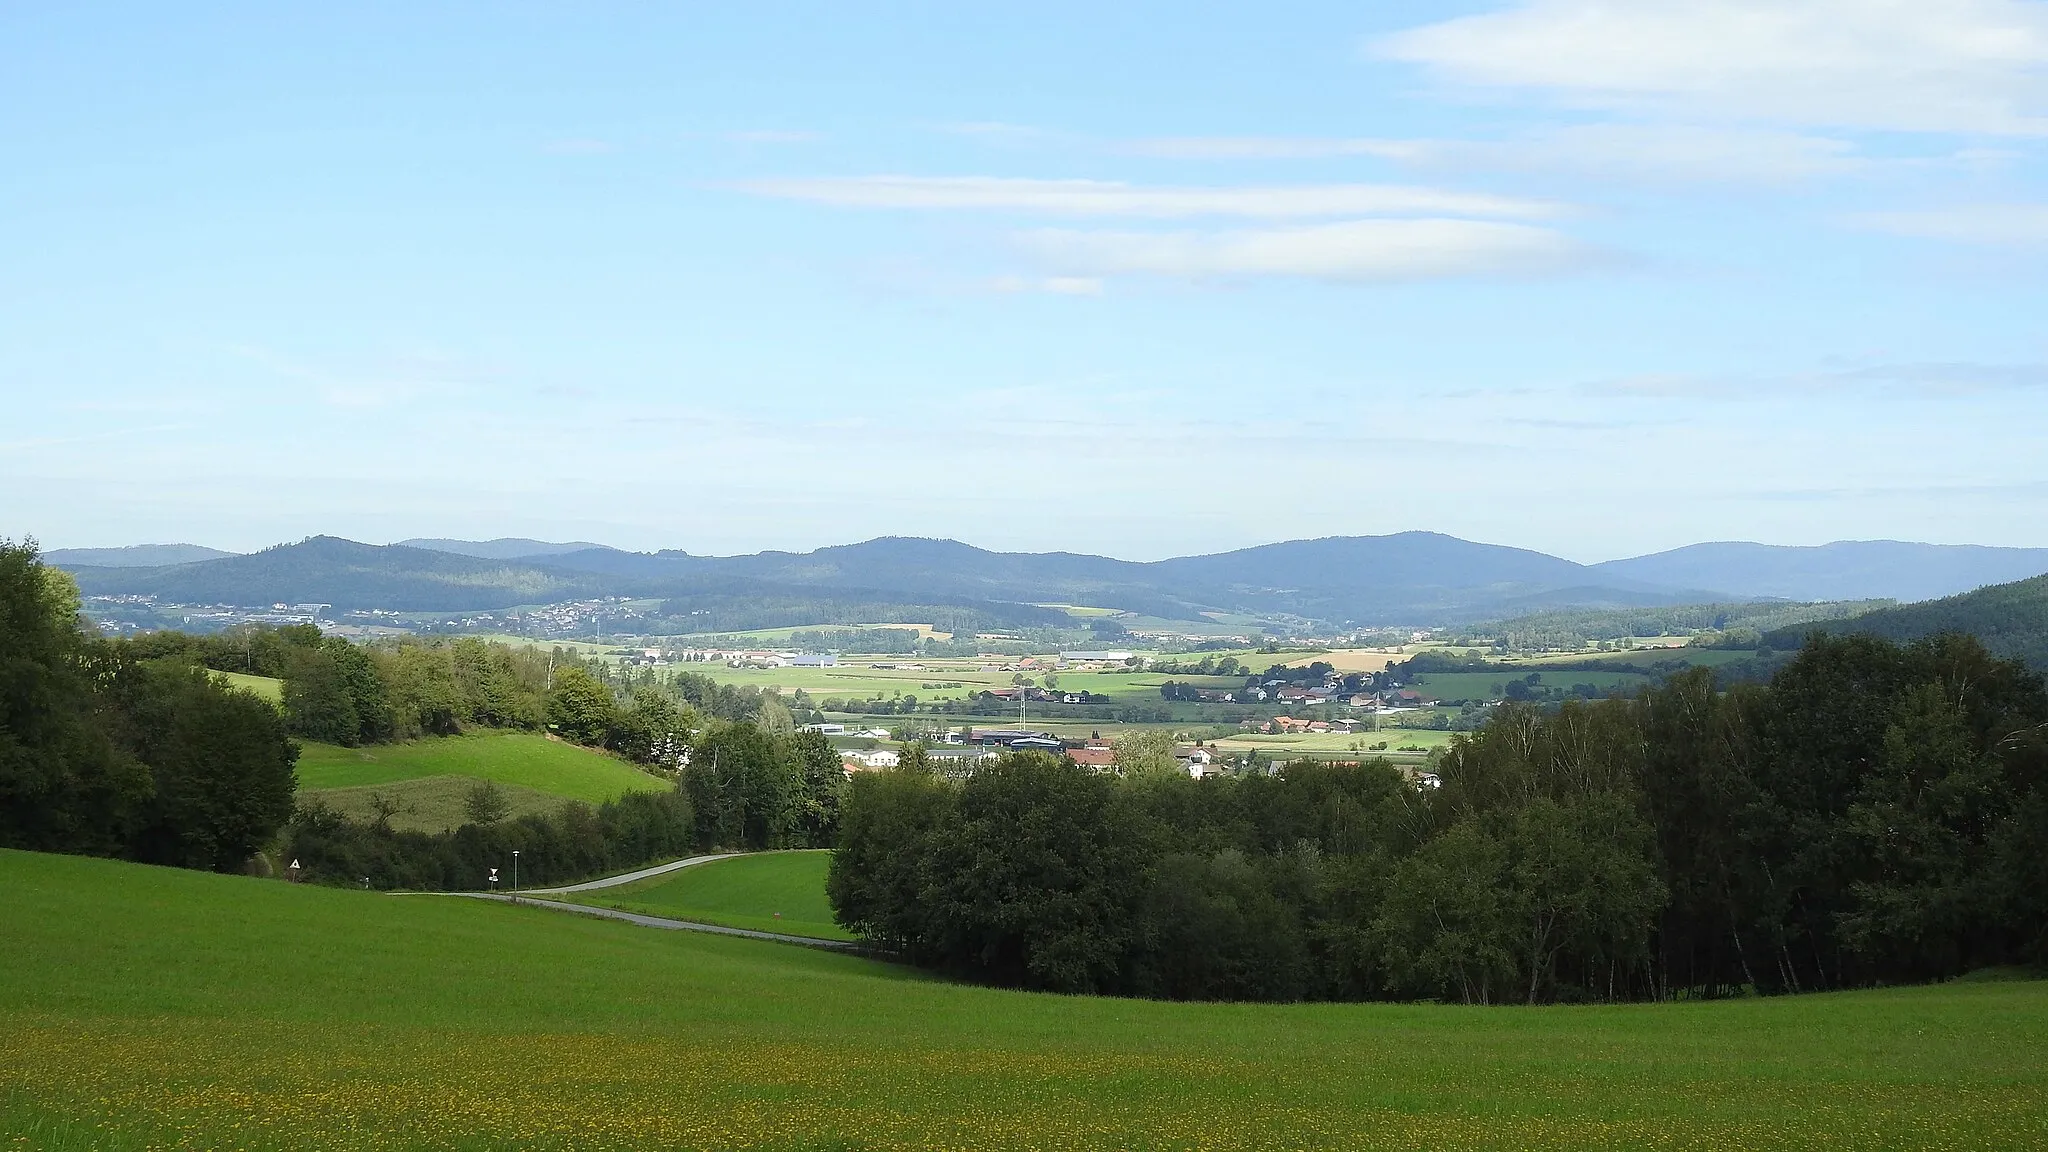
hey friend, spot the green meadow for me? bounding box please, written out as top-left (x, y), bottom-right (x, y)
top-left (214, 669), bottom-right (283, 701)
top-left (295, 731), bottom-right (668, 798)
top-left (1410, 669), bottom-right (1654, 703)
top-left (5, 849), bottom-right (2046, 1151)
top-left (567, 850), bottom-right (853, 941)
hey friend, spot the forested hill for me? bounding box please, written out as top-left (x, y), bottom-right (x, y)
top-left (476, 532), bottom-right (1728, 624)
top-left (59, 531), bottom-right (2048, 629)
top-left (1594, 540), bottom-right (2048, 602)
top-left (1767, 572), bottom-right (2048, 670)
top-left (66, 537), bottom-right (609, 611)
top-left (43, 544), bottom-right (238, 568)
top-left (59, 536), bottom-right (1069, 631)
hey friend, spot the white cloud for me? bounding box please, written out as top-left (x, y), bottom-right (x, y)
top-left (1019, 218), bottom-right (1597, 282)
top-left (1131, 125), bottom-right (1869, 184)
top-left (733, 175), bottom-right (1564, 219)
top-left (1377, 0), bottom-right (2048, 135)
top-left (1851, 203), bottom-right (2048, 242)
top-left (989, 275), bottom-right (1106, 295)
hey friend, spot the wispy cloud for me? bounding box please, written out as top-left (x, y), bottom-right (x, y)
top-left (732, 175), bottom-right (1566, 219)
top-left (1133, 125), bottom-right (1871, 185)
top-left (1850, 203), bottom-right (2048, 244)
top-left (1376, 0), bottom-right (2048, 136)
top-left (1019, 218), bottom-right (1600, 283)
top-left (1586, 361), bottom-right (2048, 398)
top-left (989, 275), bottom-right (1105, 296)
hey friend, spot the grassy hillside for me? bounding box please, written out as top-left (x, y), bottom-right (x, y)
top-left (6, 849), bottom-right (2047, 1150)
top-left (214, 669), bottom-right (283, 701)
top-left (569, 850), bottom-right (852, 941)
top-left (303, 776), bottom-right (591, 833)
top-left (296, 732), bottom-right (670, 802)
top-left (1772, 572), bottom-right (2048, 670)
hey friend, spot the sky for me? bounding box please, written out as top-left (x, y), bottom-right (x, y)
top-left (4, 0), bottom-right (2047, 563)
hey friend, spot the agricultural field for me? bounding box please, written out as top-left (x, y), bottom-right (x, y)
top-left (214, 670), bottom-right (283, 701)
top-left (6, 848), bottom-right (2048, 1150)
top-left (304, 777), bottom-right (587, 834)
top-left (296, 732), bottom-right (670, 804)
top-left (1411, 669), bottom-right (1655, 703)
top-left (1509, 647), bottom-right (1759, 669)
top-left (567, 851), bottom-right (852, 941)
top-left (1211, 728), bottom-right (1459, 758)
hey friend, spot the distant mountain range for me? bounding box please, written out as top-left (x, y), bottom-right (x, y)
top-left (395, 537), bottom-right (608, 560)
top-left (1593, 541), bottom-right (2048, 603)
top-left (43, 544), bottom-right (239, 568)
top-left (46, 531), bottom-right (2048, 629)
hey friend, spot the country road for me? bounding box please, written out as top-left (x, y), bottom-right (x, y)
top-left (452, 891), bottom-right (869, 952)
top-left (418, 852), bottom-right (878, 955)
top-left (518, 853), bottom-right (740, 896)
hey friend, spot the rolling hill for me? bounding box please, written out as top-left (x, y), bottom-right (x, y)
top-left (42, 543), bottom-right (239, 567)
top-left (396, 536), bottom-right (608, 559)
top-left (1768, 571), bottom-right (2048, 670)
top-left (5, 848), bottom-right (2045, 1149)
top-left (1595, 540), bottom-right (2048, 602)
top-left (56, 531), bottom-right (2048, 629)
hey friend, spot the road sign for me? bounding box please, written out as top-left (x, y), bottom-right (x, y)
top-left (289, 859), bottom-right (300, 870)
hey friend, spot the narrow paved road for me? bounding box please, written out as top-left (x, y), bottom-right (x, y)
top-left (451, 892), bottom-right (869, 952)
top-left (518, 853), bottom-right (739, 896)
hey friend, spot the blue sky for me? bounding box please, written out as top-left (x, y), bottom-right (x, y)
top-left (5, 1), bottom-right (2046, 562)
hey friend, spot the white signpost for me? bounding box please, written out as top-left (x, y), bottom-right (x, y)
top-left (287, 859), bottom-right (301, 883)
top-left (488, 867), bottom-right (498, 892)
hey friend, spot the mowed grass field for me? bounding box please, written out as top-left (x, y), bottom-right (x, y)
top-left (5, 850), bottom-right (2047, 1151)
top-left (293, 733), bottom-right (670, 831)
top-left (214, 670), bottom-right (283, 701)
top-left (1411, 670), bottom-right (1654, 703)
top-left (570, 851), bottom-right (853, 941)
top-left (1212, 728), bottom-right (1459, 757)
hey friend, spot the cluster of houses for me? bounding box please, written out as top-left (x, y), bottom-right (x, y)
top-left (617, 647), bottom-right (838, 668)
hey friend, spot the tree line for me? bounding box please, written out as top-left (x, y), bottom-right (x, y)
top-left (829, 631), bottom-right (2048, 1003)
top-left (4, 540), bottom-right (849, 887)
top-left (1, 541), bottom-right (298, 871)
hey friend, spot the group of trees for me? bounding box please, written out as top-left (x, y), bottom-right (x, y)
top-left (1, 542), bottom-right (298, 871)
top-left (286, 789), bottom-right (696, 891)
top-left (284, 711), bottom-right (847, 889)
top-left (830, 632), bottom-right (2048, 1003)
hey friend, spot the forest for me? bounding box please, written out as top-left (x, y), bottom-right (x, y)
top-left (831, 632), bottom-right (2048, 1003)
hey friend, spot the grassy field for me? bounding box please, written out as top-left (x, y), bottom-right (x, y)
top-left (568, 851), bottom-right (853, 941)
top-left (295, 732), bottom-right (670, 804)
top-left (5, 848), bottom-right (2047, 1150)
top-left (304, 776), bottom-right (589, 833)
top-left (1510, 647), bottom-right (1759, 669)
top-left (1412, 670), bottom-right (1654, 703)
top-left (1212, 728), bottom-right (1459, 757)
top-left (214, 670), bottom-right (283, 701)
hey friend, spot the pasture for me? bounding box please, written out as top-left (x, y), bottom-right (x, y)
top-left (1510, 647), bottom-right (1758, 670)
top-left (1411, 669), bottom-right (1654, 703)
top-left (303, 776), bottom-right (584, 834)
top-left (568, 850), bottom-right (851, 941)
top-left (5, 848), bottom-right (2046, 1150)
top-left (1211, 728), bottom-right (1459, 758)
top-left (295, 732), bottom-right (670, 803)
top-left (214, 670), bottom-right (283, 701)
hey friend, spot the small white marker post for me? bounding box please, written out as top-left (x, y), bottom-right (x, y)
top-left (512, 850), bottom-right (520, 902)
top-left (287, 859), bottom-right (301, 884)
top-left (488, 867), bottom-right (498, 895)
